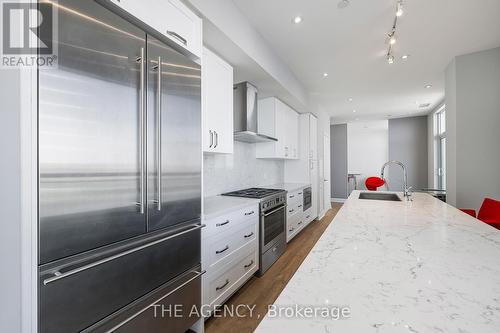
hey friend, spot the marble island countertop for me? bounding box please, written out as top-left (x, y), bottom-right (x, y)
top-left (256, 191), bottom-right (500, 332)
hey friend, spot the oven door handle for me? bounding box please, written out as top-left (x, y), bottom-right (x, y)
top-left (262, 205), bottom-right (286, 217)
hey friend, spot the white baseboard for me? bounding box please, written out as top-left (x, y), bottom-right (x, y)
top-left (331, 198), bottom-right (346, 203)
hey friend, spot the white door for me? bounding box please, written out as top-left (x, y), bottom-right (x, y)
top-left (323, 134), bottom-right (331, 213)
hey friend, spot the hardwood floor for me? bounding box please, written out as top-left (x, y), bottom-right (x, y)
top-left (204, 203), bottom-right (343, 333)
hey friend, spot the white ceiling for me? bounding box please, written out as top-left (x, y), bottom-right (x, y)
top-left (232, 0), bottom-right (500, 123)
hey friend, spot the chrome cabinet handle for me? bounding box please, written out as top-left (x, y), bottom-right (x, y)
top-left (289, 227), bottom-right (295, 232)
top-left (216, 220), bottom-right (229, 227)
top-left (216, 245), bottom-right (229, 254)
top-left (244, 232), bottom-right (254, 238)
top-left (137, 48), bottom-right (145, 214)
top-left (167, 31), bottom-right (187, 45)
top-left (298, 221), bottom-right (303, 225)
top-left (244, 210), bottom-right (254, 216)
top-left (289, 208), bottom-right (294, 213)
top-left (244, 260), bottom-right (254, 269)
top-left (156, 56), bottom-right (162, 211)
top-left (306, 215), bottom-right (311, 219)
top-left (298, 192), bottom-right (302, 195)
top-left (42, 224), bottom-right (206, 285)
top-left (104, 269), bottom-right (206, 333)
top-left (289, 195), bottom-right (295, 198)
top-left (298, 205), bottom-right (302, 208)
top-left (214, 131), bottom-right (218, 148)
top-left (216, 279), bottom-right (229, 291)
top-left (209, 130), bottom-right (213, 148)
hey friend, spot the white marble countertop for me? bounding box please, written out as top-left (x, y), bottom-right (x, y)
top-left (203, 195), bottom-right (259, 220)
top-left (256, 191), bottom-right (500, 332)
top-left (266, 182), bottom-right (311, 192)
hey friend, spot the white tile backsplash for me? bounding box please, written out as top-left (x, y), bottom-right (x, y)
top-left (203, 141), bottom-right (284, 196)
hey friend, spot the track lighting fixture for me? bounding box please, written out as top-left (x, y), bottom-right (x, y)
top-left (385, 1), bottom-right (406, 64)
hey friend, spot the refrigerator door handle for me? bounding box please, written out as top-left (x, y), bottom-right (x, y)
top-left (156, 56), bottom-right (162, 211)
top-left (137, 48), bottom-right (145, 214)
top-left (42, 224), bottom-right (206, 286)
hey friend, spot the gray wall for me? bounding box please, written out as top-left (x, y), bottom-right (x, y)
top-left (330, 124), bottom-right (348, 199)
top-left (0, 70), bottom-right (22, 332)
top-left (446, 47), bottom-right (500, 210)
top-left (388, 116), bottom-right (428, 191)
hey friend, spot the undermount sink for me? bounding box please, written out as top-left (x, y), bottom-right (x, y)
top-left (359, 192), bottom-right (402, 201)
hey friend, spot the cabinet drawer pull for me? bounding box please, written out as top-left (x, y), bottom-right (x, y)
top-left (244, 232), bottom-right (254, 238)
top-left (216, 279), bottom-right (230, 291)
top-left (298, 205), bottom-right (302, 208)
top-left (298, 221), bottom-right (303, 225)
top-left (289, 195), bottom-right (295, 198)
top-left (298, 192), bottom-right (302, 195)
top-left (244, 210), bottom-right (255, 216)
top-left (288, 209), bottom-right (294, 213)
top-left (289, 227), bottom-right (295, 232)
top-left (306, 215), bottom-right (311, 219)
top-left (244, 260), bottom-right (254, 269)
top-left (216, 220), bottom-right (229, 227)
top-left (166, 30), bottom-right (187, 45)
top-left (215, 245), bottom-right (229, 254)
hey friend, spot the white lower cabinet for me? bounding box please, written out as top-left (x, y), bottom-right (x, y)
top-left (286, 189), bottom-right (306, 243)
top-left (202, 203), bottom-right (259, 316)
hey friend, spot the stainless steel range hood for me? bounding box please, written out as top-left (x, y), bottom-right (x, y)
top-left (233, 82), bottom-right (278, 143)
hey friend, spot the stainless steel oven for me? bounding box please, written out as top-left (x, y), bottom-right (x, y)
top-left (258, 193), bottom-right (287, 276)
top-left (303, 187), bottom-right (312, 211)
top-left (221, 188), bottom-right (287, 276)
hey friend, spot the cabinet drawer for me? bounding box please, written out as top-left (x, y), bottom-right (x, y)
top-left (287, 190), bottom-right (303, 208)
top-left (286, 212), bottom-right (301, 242)
top-left (205, 250), bottom-right (258, 308)
top-left (205, 221), bottom-right (257, 268)
top-left (203, 204), bottom-right (258, 239)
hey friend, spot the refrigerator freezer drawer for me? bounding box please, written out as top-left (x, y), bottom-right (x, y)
top-left (39, 225), bottom-right (201, 333)
top-left (86, 266), bottom-right (203, 333)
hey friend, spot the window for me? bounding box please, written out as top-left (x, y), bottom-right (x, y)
top-left (435, 106), bottom-right (446, 190)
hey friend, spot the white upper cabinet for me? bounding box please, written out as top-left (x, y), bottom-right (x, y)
top-left (107, 0), bottom-right (202, 58)
top-left (202, 47), bottom-right (234, 154)
top-left (256, 97), bottom-right (299, 160)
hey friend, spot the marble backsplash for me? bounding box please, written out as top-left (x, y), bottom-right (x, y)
top-left (203, 141), bottom-right (284, 197)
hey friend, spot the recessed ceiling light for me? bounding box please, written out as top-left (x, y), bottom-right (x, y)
top-left (401, 54), bottom-right (410, 60)
top-left (348, 98), bottom-right (353, 102)
top-left (355, 118), bottom-right (359, 121)
top-left (337, 0), bottom-right (350, 9)
top-left (425, 84), bottom-right (432, 89)
top-left (292, 16), bottom-right (302, 24)
top-left (352, 110), bottom-right (356, 113)
top-left (323, 72), bottom-right (329, 77)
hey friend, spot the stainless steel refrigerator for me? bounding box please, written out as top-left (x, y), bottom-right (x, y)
top-left (38, 1), bottom-right (202, 332)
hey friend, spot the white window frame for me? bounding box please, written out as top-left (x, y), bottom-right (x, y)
top-left (434, 105), bottom-right (446, 190)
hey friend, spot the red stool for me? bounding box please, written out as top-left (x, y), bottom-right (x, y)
top-left (365, 177), bottom-right (385, 191)
top-left (460, 198), bottom-right (500, 230)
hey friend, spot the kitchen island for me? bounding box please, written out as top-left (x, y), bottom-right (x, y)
top-left (256, 191), bottom-right (500, 332)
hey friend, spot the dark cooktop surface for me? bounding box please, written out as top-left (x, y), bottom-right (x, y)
top-left (221, 187), bottom-right (284, 199)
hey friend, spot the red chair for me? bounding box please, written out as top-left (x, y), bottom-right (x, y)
top-left (365, 177), bottom-right (385, 191)
top-left (460, 198), bottom-right (500, 230)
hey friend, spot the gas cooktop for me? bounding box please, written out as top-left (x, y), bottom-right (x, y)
top-left (221, 187), bottom-right (284, 199)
